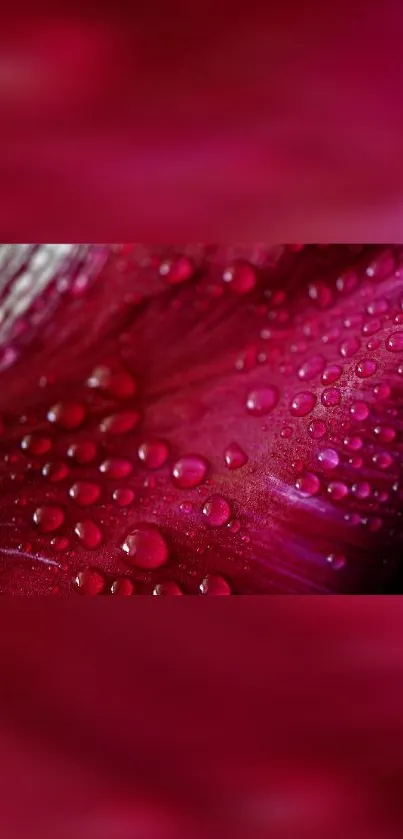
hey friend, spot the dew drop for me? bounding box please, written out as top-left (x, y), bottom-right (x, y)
top-left (223, 261), bottom-right (257, 293)
top-left (246, 386), bottom-right (279, 416)
top-left (202, 494), bottom-right (231, 527)
top-left (362, 318), bottom-right (381, 336)
top-left (295, 472), bottom-right (320, 496)
top-left (33, 505), bottom-right (65, 533)
top-left (159, 255), bottom-right (194, 285)
top-left (366, 298), bottom-right (389, 316)
top-left (373, 426), bottom-right (396, 443)
top-left (339, 336), bottom-right (360, 358)
top-left (355, 359), bottom-right (377, 378)
top-left (67, 441), bottom-right (97, 464)
top-left (289, 391), bottom-right (317, 417)
top-left (372, 452), bottom-right (393, 470)
top-left (42, 460), bottom-right (69, 482)
top-left (69, 481), bottom-right (101, 506)
top-left (343, 435), bottom-right (363, 451)
top-left (110, 578), bottom-right (135, 595)
top-left (122, 523), bottom-right (169, 569)
top-left (224, 442), bottom-right (248, 469)
top-left (350, 401), bottom-right (369, 421)
top-left (326, 553), bottom-right (346, 570)
top-left (317, 448), bottom-right (340, 469)
top-left (99, 411), bottom-right (139, 434)
top-left (327, 481), bottom-right (348, 501)
top-left (199, 574), bottom-right (231, 595)
top-left (297, 354), bottom-right (325, 381)
top-left (336, 270), bottom-right (357, 293)
top-left (308, 419), bottom-right (327, 439)
top-left (372, 383), bottom-right (391, 401)
top-left (74, 568), bottom-right (105, 595)
top-left (308, 281), bottom-right (333, 308)
top-left (153, 581), bottom-right (183, 596)
top-left (47, 402), bottom-right (85, 430)
top-left (138, 439), bottom-right (169, 469)
top-left (352, 482), bottom-right (371, 499)
top-left (321, 387), bottom-right (341, 407)
top-left (386, 331), bottom-right (403, 352)
top-left (280, 426), bottom-right (293, 439)
top-left (21, 435), bottom-right (52, 455)
top-left (112, 488), bottom-right (135, 507)
top-left (321, 364), bottom-right (342, 385)
top-left (74, 520), bottom-right (103, 549)
top-left (172, 455), bottom-right (208, 488)
top-left (87, 365), bottom-right (136, 399)
top-left (99, 458), bottom-right (133, 479)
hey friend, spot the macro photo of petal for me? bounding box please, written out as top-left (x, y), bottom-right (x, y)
top-left (0, 243), bottom-right (402, 595)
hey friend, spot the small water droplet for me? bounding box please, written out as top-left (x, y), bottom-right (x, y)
top-left (280, 426), bottom-right (293, 439)
top-left (122, 523), bottom-right (169, 569)
top-left (153, 581), bottom-right (183, 595)
top-left (99, 411), bottom-right (139, 434)
top-left (74, 568), bottom-right (105, 595)
top-left (87, 365), bottom-right (136, 399)
top-left (289, 391), bottom-right (317, 417)
top-left (246, 386), bottom-right (279, 416)
top-left (317, 448), bottom-right (340, 469)
top-left (202, 494), bottom-right (231, 527)
top-left (326, 553), bottom-right (346, 570)
top-left (372, 383), bottom-right (391, 401)
top-left (21, 434), bottom-right (52, 455)
top-left (386, 331), bottom-right (403, 352)
top-left (99, 458), bottom-right (133, 479)
top-left (112, 488), bottom-right (135, 507)
top-left (47, 402), bottom-right (85, 430)
top-left (138, 439), bottom-right (169, 469)
top-left (372, 452), bottom-right (393, 469)
top-left (223, 261), bottom-right (257, 293)
top-left (110, 578), bottom-right (135, 595)
top-left (67, 441), bottom-right (97, 464)
top-left (199, 574), bottom-right (231, 595)
top-left (373, 426), bottom-right (396, 442)
top-left (74, 520), bottom-right (103, 549)
top-left (224, 442), bottom-right (248, 469)
top-left (307, 419), bottom-right (326, 439)
top-left (327, 481), bottom-right (348, 500)
top-left (172, 455), bottom-right (208, 488)
top-left (33, 505), bottom-right (65, 533)
top-left (321, 387), bottom-right (341, 407)
top-left (343, 435), bottom-right (363, 451)
top-left (339, 336), bottom-right (360, 358)
top-left (362, 318), bottom-right (381, 335)
top-left (297, 354), bottom-right (325, 381)
top-left (42, 461), bottom-right (69, 482)
top-left (355, 359), bottom-right (377, 378)
top-left (308, 281), bottom-right (333, 309)
top-left (159, 255), bottom-right (194, 285)
top-left (350, 401), bottom-right (369, 421)
top-left (295, 472), bottom-right (320, 496)
top-left (69, 481), bottom-right (101, 506)
top-left (352, 482), bottom-right (371, 499)
top-left (321, 364), bottom-right (342, 385)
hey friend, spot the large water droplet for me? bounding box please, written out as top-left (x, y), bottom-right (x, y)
top-left (74, 520), bottom-right (103, 549)
top-left (138, 439), bottom-right (169, 469)
top-left (99, 411), bottom-right (139, 434)
top-left (67, 441), bottom-right (97, 464)
top-left (69, 481), bottom-right (101, 506)
top-left (372, 452), bottom-right (393, 470)
top-left (386, 331), bottom-right (403, 352)
top-left (321, 364), bottom-right (342, 384)
top-left (122, 523), bottom-right (169, 569)
top-left (224, 442), bottom-right (248, 469)
top-left (349, 401), bottom-right (369, 421)
top-left (223, 261), bottom-right (257, 293)
top-left (317, 448), bottom-right (340, 469)
top-left (74, 568), bottom-right (105, 595)
top-left (372, 383), bottom-right (391, 402)
top-left (159, 255), bottom-right (194, 285)
top-left (33, 505), bottom-right (65, 533)
top-left (172, 455), bottom-right (208, 488)
top-left (202, 495), bottom-right (231, 527)
top-left (289, 391), bottom-right (317, 417)
top-left (352, 482), bottom-right (371, 499)
top-left (87, 365), bottom-right (136, 399)
top-left (99, 458), bottom-right (133, 479)
top-left (112, 488), bottom-right (135, 507)
top-left (21, 434), bottom-right (52, 455)
top-left (339, 336), bottom-right (360, 358)
top-left (47, 402), bottom-right (85, 430)
top-left (327, 481), bottom-right (348, 501)
top-left (199, 574), bottom-right (231, 595)
top-left (42, 461), bottom-right (69, 482)
top-left (295, 472), bottom-right (320, 496)
top-left (373, 426), bottom-right (396, 442)
top-left (246, 386), bottom-right (279, 416)
top-left (321, 387), bottom-right (341, 407)
top-left (355, 359), bottom-right (377, 378)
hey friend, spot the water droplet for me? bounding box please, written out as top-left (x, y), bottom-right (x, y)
top-left (110, 578), bottom-right (135, 595)
top-left (362, 318), bottom-right (381, 335)
top-left (372, 452), bottom-right (393, 470)
top-left (352, 482), bottom-right (371, 499)
top-left (224, 442), bottom-right (248, 469)
top-left (172, 455), bottom-right (208, 488)
top-left (202, 494), bottom-right (231, 527)
top-left (138, 439), bottom-right (169, 469)
top-left (349, 401), bottom-right (369, 421)
top-left (99, 411), bottom-right (139, 434)
top-left (327, 481), bottom-right (348, 501)
top-left (159, 255), bottom-right (194, 285)
top-left (246, 386), bottom-right (279, 416)
top-left (386, 331), bottom-right (403, 352)
top-left (349, 455), bottom-right (363, 468)
top-left (112, 488), bottom-right (135, 507)
top-left (21, 435), bottom-right (52, 455)
top-left (280, 426), bottom-right (293, 439)
top-left (321, 387), bottom-right (341, 407)
top-left (297, 354), bottom-right (325, 381)
top-left (355, 359), bottom-right (377, 378)
top-left (67, 441), bottom-right (97, 464)
top-left (153, 581), bottom-right (183, 596)
top-left (343, 435), bottom-right (363, 451)
top-left (74, 520), bottom-right (103, 549)
top-left (50, 536), bottom-right (69, 551)
top-left (33, 505), bottom-right (65, 533)
top-left (374, 426), bottom-right (396, 443)
top-left (223, 261), bottom-right (257, 293)
top-left (366, 298), bottom-right (389, 315)
top-left (372, 383), bottom-right (391, 401)
top-left (69, 481), bottom-right (101, 506)
top-left (308, 281), bottom-right (333, 308)
top-left (199, 574), bottom-right (231, 595)
top-left (99, 458), bottom-right (133, 479)
top-left (321, 364), bottom-right (342, 384)
top-left (289, 391), bottom-right (317, 417)
top-left (47, 402), bottom-right (85, 430)
top-left (326, 553), bottom-right (346, 570)
top-left (42, 461), bottom-right (69, 482)
top-left (317, 448), bottom-right (340, 469)
top-left (122, 523), bottom-right (169, 569)
top-left (308, 419), bottom-right (326, 439)
top-left (339, 336), bottom-right (360, 358)
top-left (74, 568), bottom-right (105, 595)
top-left (295, 472), bottom-right (320, 496)
top-left (336, 270), bottom-right (357, 293)
top-left (87, 365), bottom-right (136, 399)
